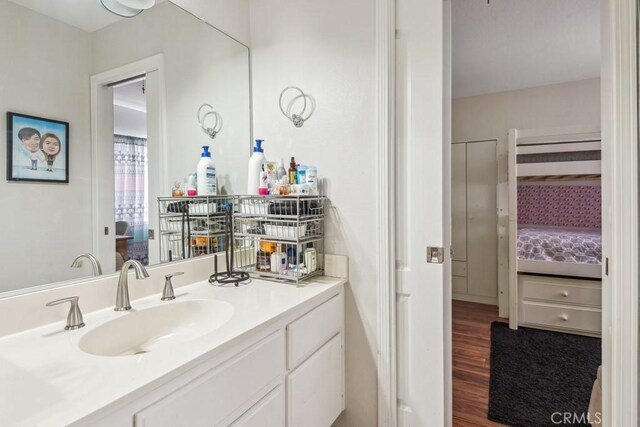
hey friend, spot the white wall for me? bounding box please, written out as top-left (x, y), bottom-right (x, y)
top-left (452, 78), bottom-right (601, 142)
top-left (172, 0), bottom-right (250, 46)
top-left (249, 0), bottom-right (378, 425)
top-left (0, 0), bottom-right (94, 292)
top-left (452, 77), bottom-right (601, 314)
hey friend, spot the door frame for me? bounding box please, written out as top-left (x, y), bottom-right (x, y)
top-left (90, 54), bottom-right (168, 267)
top-left (377, 0), bottom-right (639, 426)
top-left (601, 0), bottom-right (638, 425)
top-left (375, 0), bottom-right (397, 424)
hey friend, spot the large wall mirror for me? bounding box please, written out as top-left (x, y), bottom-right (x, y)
top-left (0, 0), bottom-right (251, 295)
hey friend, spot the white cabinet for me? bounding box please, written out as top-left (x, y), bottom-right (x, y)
top-left (134, 331), bottom-right (285, 427)
top-left (518, 274), bottom-right (601, 336)
top-left (230, 386), bottom-right (285, 427)
top-left (451, 141), bottom-right (498, 305)
top-left (287, 334), bottom-right (343, 427)
top-left (89, 290), bottom-right (345, 427)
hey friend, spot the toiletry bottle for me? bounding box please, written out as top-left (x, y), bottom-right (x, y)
top-left (248, 140), bottom-right (266, 195)
top-left (187, 173), bottom-right (197, 196)
top-left (304, 248), bottom-right (317, 272)
top-left (258, 165), bottom-right (269, 195)
top-left (297, 165), bottom-right (307, 185)
top-left (306, 166), bottom-right (318, 195)
top-left (277, 159), bottom-right (287, 181)
top-left (270, 244), bottom-right (287, 274)
top-left (197, 146), bottom-right (217, 196)
top-left (288, 157), bottom-right (297, 185)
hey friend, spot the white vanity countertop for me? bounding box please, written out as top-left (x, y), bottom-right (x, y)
top-left (0, 276), bottom-right (345, 427)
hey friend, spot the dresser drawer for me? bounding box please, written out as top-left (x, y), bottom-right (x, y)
top-left (287, 293), bottom-right (343, 369)
top-left (519, 275), bottom-right (601, 307)
top-left (519, 301), bottom-right (601, 334)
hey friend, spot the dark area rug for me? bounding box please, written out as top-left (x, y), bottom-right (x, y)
top-left (488, 322), bottom-right (601, 427)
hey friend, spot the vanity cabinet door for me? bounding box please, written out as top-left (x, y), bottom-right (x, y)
top-left (230, 386), bottom-right (285, 427)
top-left (287, 293), bottom-right (343, 369)
top-left (134, 331), bottom-right (285, 427)
top-left (287, 333), bottom-right (343, 427)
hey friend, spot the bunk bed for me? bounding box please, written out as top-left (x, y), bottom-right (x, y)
top-left (508, 127), bottom-right (602, 336)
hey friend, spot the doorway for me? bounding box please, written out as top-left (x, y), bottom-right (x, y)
top-left (112, 78), bottom-right (149, 270)
top-left (449, 1), bottom-right (602, 425)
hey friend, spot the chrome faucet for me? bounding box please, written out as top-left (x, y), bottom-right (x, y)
top-left (70, 253), bottom-right (103, 276)
top-left (115, 260), bottom-right (149, 311)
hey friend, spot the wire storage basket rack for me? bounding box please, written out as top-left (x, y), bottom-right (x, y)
top-left (232, 195), bottom-right (326, 286)
top-left (158, 195), bottom-right (233, 263)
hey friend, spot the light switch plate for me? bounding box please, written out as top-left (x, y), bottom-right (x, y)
top-left (149, 229), bottom-right (155, 240)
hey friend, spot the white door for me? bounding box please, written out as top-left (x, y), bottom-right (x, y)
top-left (395, 0), bottom-right (450, 425)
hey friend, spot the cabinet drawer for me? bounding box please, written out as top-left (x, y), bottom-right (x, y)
top-left (452, 276), bottom-right (467, 294)
top-left (230, 386), bottom-right (285, 427)
top-left (519, 301), bottom-right (601, 334)
top-left (452, 261), bottom-right (467, 277)
top-left (287, 334), bottom-right (343, 427)
top-left (519, 275), bottom-right (601, 307)
top-left (134, 331), bottom-right (285, 427)
top-left (287, 293), bottom-right (342, 369)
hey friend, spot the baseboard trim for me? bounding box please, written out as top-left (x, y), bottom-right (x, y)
top-left (452, 293), bottom-right (498, 307)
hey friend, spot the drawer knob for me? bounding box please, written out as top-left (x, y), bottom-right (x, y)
top-left (561, 291), bottom-right (569, 297)
top-left (560, 314), bottom-right (569, 321)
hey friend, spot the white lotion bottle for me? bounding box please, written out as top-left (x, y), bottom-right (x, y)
top-left (247, 139), bottom-right (266, 195)
top-left (197, 146), bottom-right (217, 195)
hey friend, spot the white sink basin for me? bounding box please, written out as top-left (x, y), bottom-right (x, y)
top-left (79, 299), bottom-right (234, 357)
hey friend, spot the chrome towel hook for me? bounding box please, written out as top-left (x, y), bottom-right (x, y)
top-left (197, 103), bottom-right (223, 139)
top-left (279, 86), bottom-right (315, 128)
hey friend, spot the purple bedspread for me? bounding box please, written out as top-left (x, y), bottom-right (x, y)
top-left (517, 226), bottom-right (602, 264)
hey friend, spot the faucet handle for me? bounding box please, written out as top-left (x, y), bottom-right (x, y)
top-left (162, 272), bottom-right (184, 301)
top-left (46, 296), bottom-right (85, 330)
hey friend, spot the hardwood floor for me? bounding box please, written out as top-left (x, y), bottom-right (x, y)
top-left (452, 300), bottom-right (507, 427)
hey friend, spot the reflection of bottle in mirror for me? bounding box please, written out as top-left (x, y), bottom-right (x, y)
top-left (277, 159), bottom-right (287, 181)
top-left (187, 173), bottom-right (197, 196)
top-left (197, 146), bottom-right (217, 195)
top-left (248, 139), bottom-right (266, 195)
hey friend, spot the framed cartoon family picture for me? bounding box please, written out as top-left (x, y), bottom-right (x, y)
top-left (6, 112), bottom-right (69, 183)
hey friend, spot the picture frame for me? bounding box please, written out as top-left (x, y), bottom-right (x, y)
top-left (6, 112), bottom-right (70, 183)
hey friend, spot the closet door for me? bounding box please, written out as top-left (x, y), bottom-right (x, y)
top-left (466, 141), bottom-right (498, 299)
top-left (451, 143), bottom-right (467, 294)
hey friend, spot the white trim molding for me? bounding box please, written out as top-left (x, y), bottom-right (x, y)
top-left (601, 0), bottom-right (639, 425)
top-left (376, 0), bottom-right (397, 425)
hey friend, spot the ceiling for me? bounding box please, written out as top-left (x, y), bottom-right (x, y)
top-left (452, 0), bottom-right (600, 99)
top-left (8, 0), bottom-right (166, 33)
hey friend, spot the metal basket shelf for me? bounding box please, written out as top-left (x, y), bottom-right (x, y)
top-left (158, 195), bottom-right (327, 285)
